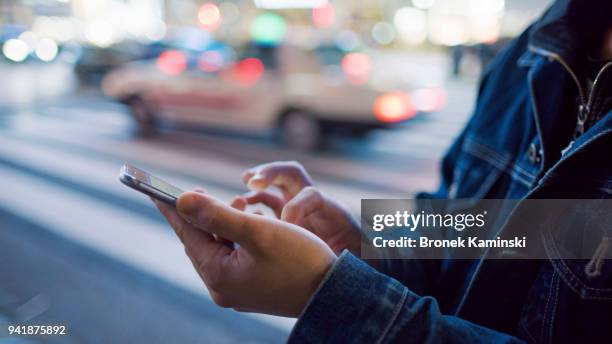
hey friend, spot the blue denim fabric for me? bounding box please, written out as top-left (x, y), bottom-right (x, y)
top-left (290, 252), bottom-right (523, 344)
top-left (289, 0), bottom-right (612, 343)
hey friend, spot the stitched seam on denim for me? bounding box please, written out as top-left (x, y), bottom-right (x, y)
top-left (543, 230), bottom-right (612, 297)
top-left (464, 139), bottom-right (536, 187)
top-left (454, 147), bottom-right (504, 199)
top-left (507, 168), bottom-right (535, 188)
top-left (465, 144), bottom-right (508, 172)
top-left (540, 271), bottom-right (555, 343)
top-left (510, 162), bottom-right (537, 182)
top-left (376, 288), bottom-right (408, 344)
top-left (547, 273), bottom-right (560, 344)
top-left (463, 137), bottom-right (506, 162)
top-left (464, 139), bottom-right (510, 169)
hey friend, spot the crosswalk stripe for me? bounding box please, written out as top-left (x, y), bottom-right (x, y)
top-left (2, 121), bottom-right (427, 212)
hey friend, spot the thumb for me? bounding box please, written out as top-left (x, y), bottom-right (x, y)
top-left (177, 191), bottom-right (260, 250)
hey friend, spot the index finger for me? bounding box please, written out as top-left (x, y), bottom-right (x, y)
top-left (242, 161), bottom-right (313, 199)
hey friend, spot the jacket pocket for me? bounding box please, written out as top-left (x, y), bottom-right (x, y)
top-left (518, 259), bottom-right (612, 344)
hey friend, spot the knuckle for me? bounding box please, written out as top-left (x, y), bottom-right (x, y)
top-left (284, 203), bottom-right (301, 217)
top-left (303, 185), bottom-right (320, 196)
top-left (286, 161), bottom-right (307, 175)
top-left (303, 186), bottom-right (324, 203)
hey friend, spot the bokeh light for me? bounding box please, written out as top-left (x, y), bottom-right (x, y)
top-left (2, 39), bottom-right (29, 62)
top-left (85, 20), bottom-right (116, 47)
top-left (232, 57), bottom-right (265, 85)
top-left (335, 30), bottom-right (360, 51)
top-left (198, 51), bottom-right (224, 72)
top-left (394, 7), bottom-right (427, 45)
top-left (312, 3), bottom-right (335, 28)
top-left (372, 22), bottom-right (396, 45)
top-left (198, 3), bottom-right (222, 31)
top-left (469, 0), bottom-right (505, 14)
top-left (428, 15), bottom-right (468, 46)
top-left (374, 92), bottom-right (416, 122)
top-left (412, 0), bottom-right (436, 10)
top-left (341, 52), bottom-right (372, 84)
top-left (250, 12), bottom-right (287, 45)
top-left (157, 50), bottom-right (188, 75)
top-left (35, 38), bottom-right (59, 62)
top-left (413, 87), bottom-right (447, 112)
top-left (18, 31), bottom-right (38, 53)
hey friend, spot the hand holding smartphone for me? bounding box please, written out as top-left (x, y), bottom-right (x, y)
top-left (119, 164), bottom-right (184, 206)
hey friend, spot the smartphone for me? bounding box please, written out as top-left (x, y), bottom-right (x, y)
top-left (119, 164), bottom-right (184, 206)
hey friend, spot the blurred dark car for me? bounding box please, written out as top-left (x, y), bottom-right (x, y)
top-left (74, 41), bottom-right (173, 86)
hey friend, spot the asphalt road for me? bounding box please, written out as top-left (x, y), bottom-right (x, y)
top-left (0, 61), bottom-right (476, 343)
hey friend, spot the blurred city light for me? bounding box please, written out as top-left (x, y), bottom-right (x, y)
top-left (231, 57), bottom-right (265, 85)
top-left (35, 38), bottom-right (59, 62)
top-left (32, 16), bottom-right (78, 43)
top-left (254, 0), bottom-right (327, 9)
top-left (413, 87), bottom-right (447, 112)
top-left (198, 3), bottom-right (222, 31)
top-left (394, 7), bottom-right (427, 45)
top-left (341, 52), bottom-right (371, 84)
top-left (198, 50), bottom-right (224, 72)
top-left (2, 39), bottom-right (29, 62)
top-left (85, 20), bottom-right (116, 47)
top-left (335, 30), bottom-right (360, 51)
top-left (469, 0), bottom-right (505, 14)
top-left (371, 22), bottom-right (396, 46)
top-left (157, 50), bottom-right (188, 75)
top-left (145, 21), bottom-right (167, 41)
top-left (412, 0), bottom-right (436, 10)
top-left (18, 31), bottom-right (38, 53)
top-left (312, 4), bottom-right (335, 28)
top-left (374, 92), bottom-right (416, 123)
top-left (428, 15), bottom-right (468, 46)
top-left (250, 12), bottom-right (287, 45)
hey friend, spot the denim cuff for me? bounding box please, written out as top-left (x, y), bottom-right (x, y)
top-left (288, 250), bottom-right (410, 343)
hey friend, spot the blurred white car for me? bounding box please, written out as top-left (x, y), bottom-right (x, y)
top-left (102, 43), bottom-right (435, 150)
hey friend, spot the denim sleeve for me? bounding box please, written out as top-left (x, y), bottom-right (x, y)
top-left (288, 251), bottom-right (524, 344)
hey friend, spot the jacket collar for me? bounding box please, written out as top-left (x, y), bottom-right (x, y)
top-left (519, 0), bottom-right (612, 77)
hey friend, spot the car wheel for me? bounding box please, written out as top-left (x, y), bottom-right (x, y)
top-left (281, 111), bottom-right (323, 151)
top-left (127, 97), bottom-right (156, 137)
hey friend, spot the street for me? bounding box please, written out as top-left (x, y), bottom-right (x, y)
top-left (0, 61), bottom-right (475, 343)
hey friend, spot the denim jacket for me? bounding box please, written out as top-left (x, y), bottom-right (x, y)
top-left (288, 1), bottom-right (612, 343)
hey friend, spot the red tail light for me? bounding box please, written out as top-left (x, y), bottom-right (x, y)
top-left (374, 92), bottom-right (416, 123)
top-left (157, 50), bottom-right (187, 75)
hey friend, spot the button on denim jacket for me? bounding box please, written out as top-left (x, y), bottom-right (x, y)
top-left (289, 1), bottom-right (612, 343)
